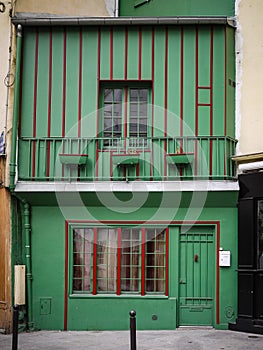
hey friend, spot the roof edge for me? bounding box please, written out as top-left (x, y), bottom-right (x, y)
top-left (12, 15), bottom-right (237, 27)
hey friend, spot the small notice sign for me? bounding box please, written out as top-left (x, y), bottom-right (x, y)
top-left (219, 251), bottom-right (231, 267)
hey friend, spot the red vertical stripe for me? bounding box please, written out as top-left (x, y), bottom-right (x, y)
top-left (78, 27), bottom-right (83, 138)
top-left (117, 228), bottom-right (122, 295)
top-left (110, 27), bottom-right (113, 80)
top-left (164, 27), bottom-right (168, 177)
top-left (216, 222), bottom-right (220, 325)
top-left (62, 28), bottom-right (67, 138)
top-left (96, 28), bottom-right (101, 179)
top-left (138, 27), bottom-right (142, 80)
top-left (32, 29), bottom-right (39, 178)
top-left (165, 228), bottom-right (169, 296)
top-left (141, 228), bottom-right (146, 296)
top-left (180, 27), bottom-right (184, 140)
top-left (195, 27), bottom-right (199, 176)
top-left (195, 27), bottom-right (199, 137)
top-left (92, 228), bottom-right (97, 295)
top-left (124, 27), bottom-right (128, 80)
top-left (64, 221), bottom-right (69, 331)
top-left (224, 27), bottom-right (227, 176)
top-left (150, 28), bottom-right (155, 179)
top-left (209, 27), bottom-right (214, 177)
top-left (224, 27), bottom-right (227, 137)
top-left (46, 28), bottom-right (52, 178)
top-left (124, 87), bottom-right (128, 138)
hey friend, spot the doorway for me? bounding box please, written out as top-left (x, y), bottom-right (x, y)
top-left (178, 227), bottom-right (215, 326)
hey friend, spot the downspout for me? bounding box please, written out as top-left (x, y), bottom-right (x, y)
top-left (115, 0), bottom-right (119, 17)
top-left (10, 24), bottom-right (22, 192)
top-left (23, 201), bottom-right (33, 330)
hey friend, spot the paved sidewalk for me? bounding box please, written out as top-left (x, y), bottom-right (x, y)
top-left (0, 328), bottom-right (263, 350)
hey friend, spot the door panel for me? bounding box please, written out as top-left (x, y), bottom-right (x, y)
top-left (179, 228), bottom-right (214, 326)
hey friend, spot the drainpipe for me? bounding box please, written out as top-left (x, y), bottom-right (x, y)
top-left (23, 201), bottom-right (33, 330)
top-left (10, 24), bottom-right (22, 192)
top-left (115, 0), bottom-right (119, 17)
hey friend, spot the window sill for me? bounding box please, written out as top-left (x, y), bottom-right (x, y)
top-left (69, 293), bottom-right (169, 299)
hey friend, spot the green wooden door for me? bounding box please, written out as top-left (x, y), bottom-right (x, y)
top-left (179, 227), bottom-right (214, 326)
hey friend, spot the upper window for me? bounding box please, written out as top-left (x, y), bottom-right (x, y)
top-left (72, 226), bottom-right (168, 296)
top-left (102, 85), bottom-right (150, 147)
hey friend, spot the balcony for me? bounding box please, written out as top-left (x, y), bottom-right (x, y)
top-left (17, 136), bottom-right (237, 182)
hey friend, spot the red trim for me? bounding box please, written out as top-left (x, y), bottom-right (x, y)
top-left (209, 27), bottom-right (214, 177)
top-left (224, 27), bottom-right (227, 137)
top-left (62, 28), bottom-right (67, 137)
top-left (117, 228), bottom-right (122, 295)
top-left (180, 27), bottom-right (184, 140)
top-left (195, 26), bottom-right (199, 137)
top-left (95, 28), bottom-right (101, 179)
top-left (165, 228), bottom-right (169, 296)
top-left (99, 79), bottom-right (152, 84)
top-left (46, 28), bottom-right (53, 178)
top-left (78, 27), bottom-right (83, 138)
top-left (138, 27), bottom-right (142, 80)
top-left (224, 27), bottom-right (227, 176)
top-left (150, 27), bottom-right (155, 179)
top-left (64, 221), bottom-right (69, 330)
top-left (195, 27), bottom-right (199, 176)
top-left (32, 29), bottom-right (39, 178)
top-left (216, 221), bottom-right (220, 324)
top-left (164, 27), bottom-right (168, 177)
top-left (124, 87), bottom-right (128, 138)
top-left (110, 27), bottom-right (113, 80)
top-left (124, 27), bottom-right (128, 80)
top-left (141, 228), bottom-right (146, 296)
top-left (93, 228), bottom-right (97, 295)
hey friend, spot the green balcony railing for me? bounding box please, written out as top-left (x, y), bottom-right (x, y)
top-left (17, 136), bottom-right (237, 182)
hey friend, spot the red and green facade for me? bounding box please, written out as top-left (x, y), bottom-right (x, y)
top-left (11, 14), bottom-right (238, 331)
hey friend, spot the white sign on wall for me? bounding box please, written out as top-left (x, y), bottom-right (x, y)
top-left (219, 251), bottom-right (231, 267)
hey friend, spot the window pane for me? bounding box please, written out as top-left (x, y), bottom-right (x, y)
top-left (139, 103), bottom-right (147, 117)
top-left (130, 89), bottom-right (138, 101)
top-left (114, 103), bottom-right (122, 116)
top-left (72, 228), bottom-right (93, 292)
top-left (114, 89), bottom-right (122, 102)
top-left (121, 228), bottom-right (140, 292)
top-left (130, 103), bottom-right (138, 117)
top-left (145, 229), bottom-right (166, 293)
top-left (104, 89), bottom-right (113, 102)
top-left (139, 89), bottom-right (148, 102)
top-left (97, 228), bottom-right (117, 292)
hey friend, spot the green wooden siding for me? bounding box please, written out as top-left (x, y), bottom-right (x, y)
top-left (18, 25), bottom-right (236, 181)
top-left (119, 0), bottom-right (235, 17)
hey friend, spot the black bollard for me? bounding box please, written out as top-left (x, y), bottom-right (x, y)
top-left (129, 310), bottom-right (137, 350)
top-left (12, 305), bottom-right (19, 350)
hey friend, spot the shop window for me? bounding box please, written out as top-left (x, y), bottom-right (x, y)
top-left (72, 227), bottom-right (167, 295)
top-left (101, 85), bottom-right (150, 148)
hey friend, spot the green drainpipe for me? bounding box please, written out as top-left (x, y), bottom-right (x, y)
top-left (23, 201), bottom-right (34, 330)
top-left (10, 24), bottom-right (22, 192)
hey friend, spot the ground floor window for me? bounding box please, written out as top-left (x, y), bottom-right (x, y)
top-left (72, 227), bottom-right (168, 295)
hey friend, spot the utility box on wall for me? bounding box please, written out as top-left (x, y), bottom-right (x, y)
top-left (14, 265), bottom-right (26, 305)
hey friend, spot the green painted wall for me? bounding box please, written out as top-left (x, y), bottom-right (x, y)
top-left (27, 191), bottom-right (237, 330)
top-left (119, 0), bottom-right (235, 17)
top-left (18, 25), bottom-right (236, 181)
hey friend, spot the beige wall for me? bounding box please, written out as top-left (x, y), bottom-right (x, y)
top-left (15, 0), bottom-right (116, 17)
top-left (236, 0), bottom-right (263, 155)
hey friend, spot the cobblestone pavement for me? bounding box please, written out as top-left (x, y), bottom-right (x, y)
top-left (0, 328), bottom-right (263, 350)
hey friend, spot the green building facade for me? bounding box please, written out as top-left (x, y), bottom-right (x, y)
top-left (11, 0), bottom-right (238, 331)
